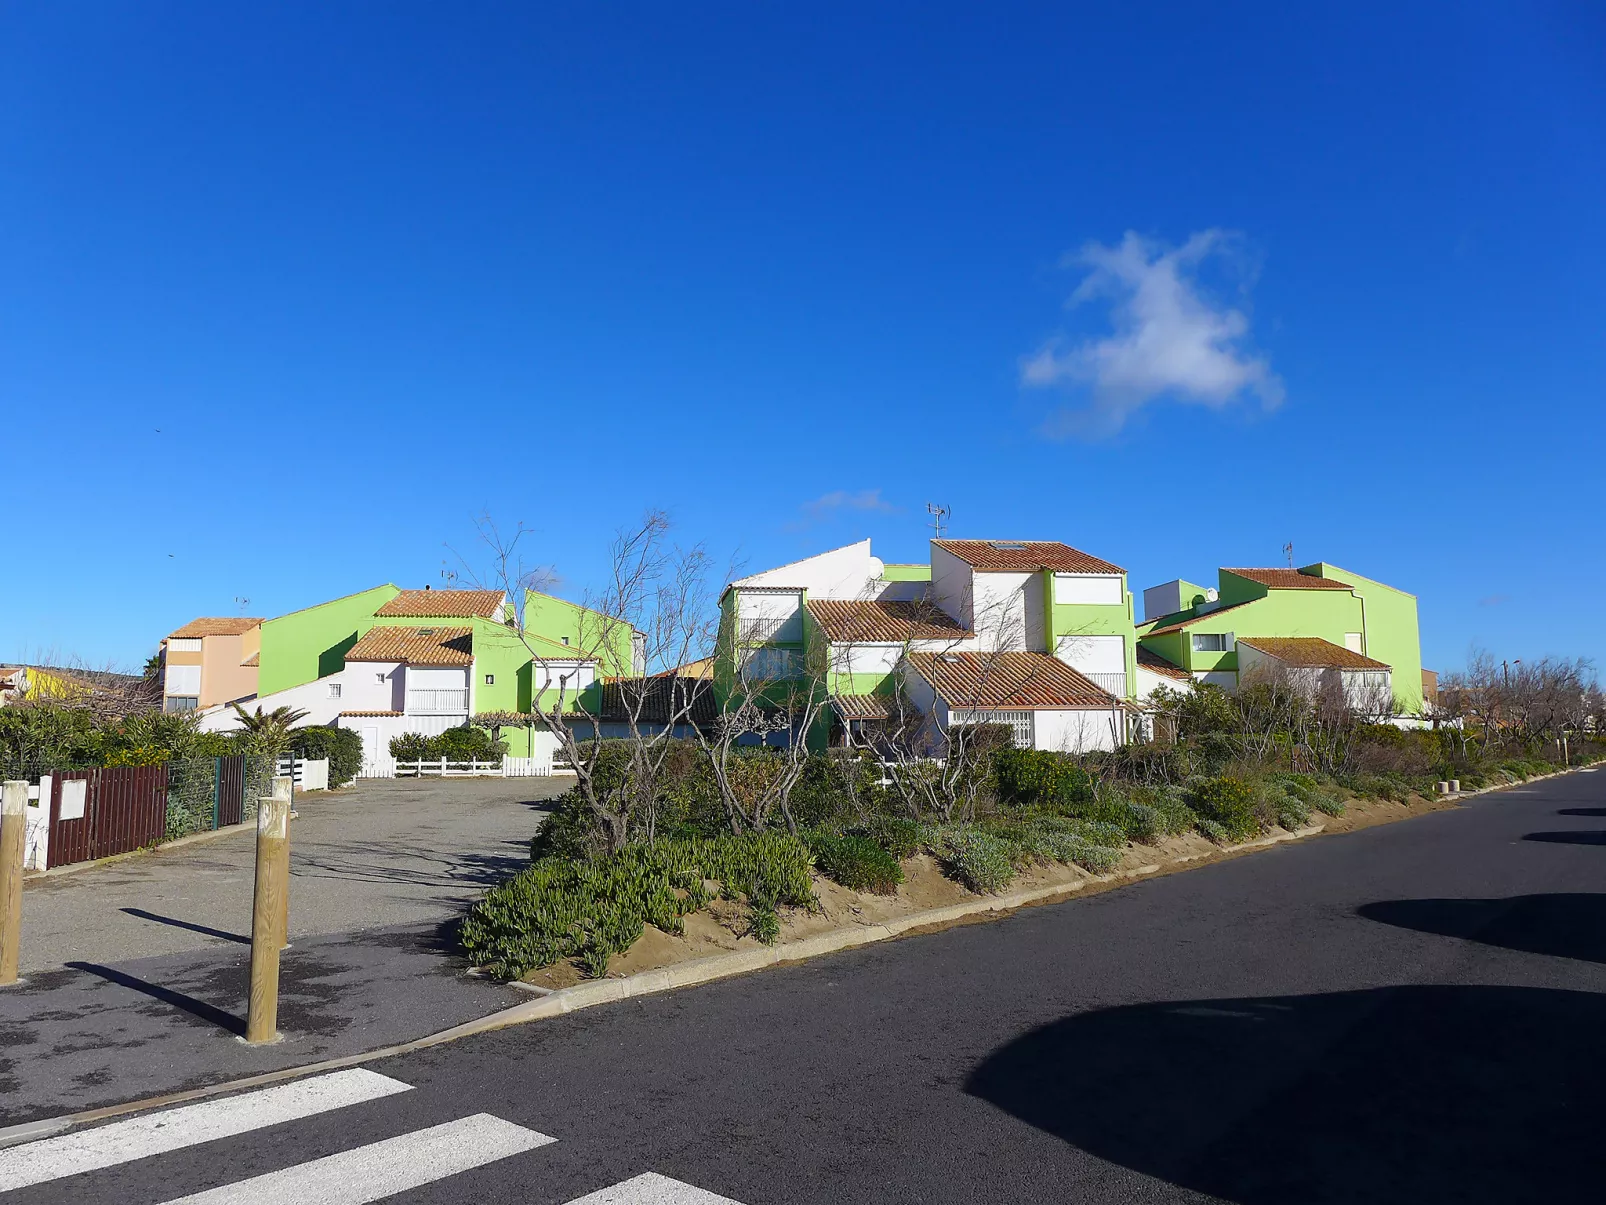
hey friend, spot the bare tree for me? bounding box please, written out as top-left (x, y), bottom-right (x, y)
top-left (466, 511), bottom-right (719, 853)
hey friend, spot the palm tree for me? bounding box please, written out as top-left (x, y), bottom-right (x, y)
top-left (230, 703), bottom-right (310, 758)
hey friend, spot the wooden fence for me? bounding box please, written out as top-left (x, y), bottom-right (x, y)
top-left (46, 765), bottom-right (170, 869)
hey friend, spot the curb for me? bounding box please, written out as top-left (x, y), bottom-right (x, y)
top-left (6, 763), bottom-right (1594, 1140)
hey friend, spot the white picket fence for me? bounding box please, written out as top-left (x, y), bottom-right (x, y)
top-left (273, 756), bottom-right (330, 791)
top-left (355, 754), bottom-right (558, 780)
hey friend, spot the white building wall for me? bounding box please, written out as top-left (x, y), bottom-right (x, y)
top-left (1033, 708), bottom-right (1122, 753)
top-left (832, 644), bottom-right (901, 676)
top-left (972, 570), bottom-right (1037, 652)
top-left (732, 540), bottom-right (884, 600)
top-left (531, 661), bottom-right (596, 693)
top-left (1055, 574), bottom-right (1124, 605)
top-left (199, 673), bottom-right (347, 731)
top-left (736, 590), bottom-right (805, 643)
top-left (1055, 634), bottom-right (1126, 674)
top-left (1134, 665), bottom-right (1194, 703)
top-left (342, 662), bottom-right (405, 712)
top-left (929, 545), bottom-right (976, 633)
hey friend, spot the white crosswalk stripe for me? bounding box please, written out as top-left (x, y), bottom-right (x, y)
top-left (563, 1171), bottom-right (748, 1204)
top-left (156, 1113), bottom-right (555, 1204)
top-left (0, 1069), bottom-right (411, 1192)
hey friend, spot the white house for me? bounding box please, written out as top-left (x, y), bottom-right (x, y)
top-left (902, 650), bottom-right (1129, 753)
top-left (1235, 637), bottom-right (1393, 714)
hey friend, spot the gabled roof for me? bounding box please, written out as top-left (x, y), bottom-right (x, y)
top-left (1237, 637), bottom-right (1390, 671)
top-left (597, 676), bottom-right (717, 726)
top-left (832, 693), bottom-right (899, 721)
top-left (374, 589), bottom-right (505, 619)
top-left (932, 540), bottom-right (1124, 575)
top-left (1141, 599), bottom-right (1256, 635)
top-left (1136, 647), bottom-right (1191, 681)
top-left (806, 598), bottom-right (971, 644)
top-left (906, 650), bottom-right (1117, 710)
top-left (1223, 568), bottom-right (1351, 591)
top-left (168, 617), bottom-right (264, 639)
top-left (344, 626), bottom-right (474, 666)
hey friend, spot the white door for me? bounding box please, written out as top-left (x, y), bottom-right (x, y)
top-left (360, 725), bottom-right (381, 771)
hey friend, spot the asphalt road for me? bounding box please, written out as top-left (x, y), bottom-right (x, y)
top-left (7, 768), bottom-right (1605, 1204)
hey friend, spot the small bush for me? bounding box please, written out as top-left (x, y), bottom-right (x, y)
top-left (462, 831), bottom-right (816, 979)
top-left (1122, 802), bottom-right (1161, 844)
top-left (1275, 793), bottom-right (1312, 832)
top-left (389, 724), bottom-right (508, 762)
top-left (859, 815), bottom-right (922, 859)
top-left (993, 749), bottom-right (1094, 808)
top-left (1309, 787), bottom-right (1346, 817)
top-left (936, 828), bottom-right (1017, 894)
top-left (805, 830), bottom-right (903, 894)
top-left (1196, 817), bottom-right (1229, 844)
top-left (289, 726), bottom-right (363, 787)
top-left (1187, 775), bottom-right (1263, 842)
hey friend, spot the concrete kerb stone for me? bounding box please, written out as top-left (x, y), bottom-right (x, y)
top-left (8, 765), bottom-right (1593, 1144)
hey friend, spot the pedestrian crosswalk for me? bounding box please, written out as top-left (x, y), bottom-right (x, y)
top-left (0, 1069), bottom-right (746, 1204)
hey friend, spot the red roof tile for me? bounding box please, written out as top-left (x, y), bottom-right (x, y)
top-left (932, 540), bottom-right (1124, 575)
top-left (1136, 647), bottom-right (1191, 681)
top-left (1141, 599), bottom-right (1256, 635)
top-left (168, 617), bottom-right (264, 638)
top-left (345, 626), bottom-right (473, 666)
top-left (1223, 568), bottom-right (1351, 591)
top-left (806, 598), bottom-right (971, 643)
top-left (906, 651), bottom-right (1117, 710)
top-left (1237, 637), bottom-right (1390, 671)
top-left (374, 589), bottom-right (505, 618)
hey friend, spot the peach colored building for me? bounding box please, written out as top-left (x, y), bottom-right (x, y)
top-left (162, 617), bottom-right (264, 711)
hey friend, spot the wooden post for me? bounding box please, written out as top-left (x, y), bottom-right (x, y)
top-left (271, 776), bottom-right (292, 951)
top-left (245, 783), bottom-right (291, 1043)
top-left (1, 780), bottom-right (26, 986)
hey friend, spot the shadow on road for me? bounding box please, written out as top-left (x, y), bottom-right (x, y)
top-left (121, 907), bottom-right (250, 945)
top-left (1358, 894), bottom-right (1606, 964)
top-left (966, 985), bottom-right (1606, 1203)
top-left (1522, 831), bottom-right (1606, 846)
top-left (1557, 807), bottom-right (1606, 817)
top-left (64, 962), bottom-right (246, 1038)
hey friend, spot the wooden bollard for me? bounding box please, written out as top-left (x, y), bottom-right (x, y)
top-left (271, 776), bottom-right (292, 951)
top-left (1, 780), bottom-right (25, 986)
top-left (245, 783), bottom-right (291, 1044)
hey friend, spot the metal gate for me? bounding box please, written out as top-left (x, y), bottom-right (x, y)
top-left (216, 754), bottom-right (247, 828)
top-left (48, 765), bottom-right (170, 868)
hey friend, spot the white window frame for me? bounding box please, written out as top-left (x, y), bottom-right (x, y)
top-left (1191, 632), bottom-right (1234, 653)
top-left (328, 682), bottom-right (343, 700)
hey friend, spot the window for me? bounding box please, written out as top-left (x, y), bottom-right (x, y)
top-left (167, 638), bottom-right (202, 653)
top-left (328, 682), bottom-right (342, 699)
top-left (988, 541), bottom-right (1027, 551)
top-left (561, 636), bottom-right (570, 646)
top-left (165, 664), bottom-right (201, 696)
top-left (1192, 633), bottom-right (1230, 653)
top-left (164, 696), bottom-right (199, 712)
top-left (1054, 573), bottom-right (1123, 606)
top-left (375, 672), bottom-right (385, 683)
top-left (484, 673), bottom-right (495, 685)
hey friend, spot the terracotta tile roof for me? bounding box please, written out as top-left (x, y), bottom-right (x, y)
top-left (598, 676), bottom-right (717, 725)
top-left (344, 626), bottom-right (473, 666)
top-left (1223, 568), bottom-right (1351, 591)
top-left (169, 617), bottom-right (264, 639)
top-left (339, 710), bottom-right (403, 717)
top-left (1237, 637), bottom-right (1391, 671)
top-left (520, 632), bottom-right (599, 661)
top-left (831, 693), bottom-right (902, 721)
top-left (240, 652), bottom-right (259, 667)
top-left (932, 540), bottom-right (1124, 575)
top-left (1141, 599), bottom-right (1256, 635)
top-left (906, 651), bottom-right (1117, 710)
top-left (374, 589), bottom-right (505, 618)
top-left (1136, 646), bottom-right (1191, 681)
top-left (806, 598), bottom-right (971, 643)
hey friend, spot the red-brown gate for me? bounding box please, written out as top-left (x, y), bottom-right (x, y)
top-left (216, 754), bottom-right (247, 828)
top-left (47, 765), bottom-right (170, 868)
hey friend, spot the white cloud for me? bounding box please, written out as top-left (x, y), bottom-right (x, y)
top-left (803, 489), bottom-right (896, 518)
top-left (1022, 229), bottom-right (1283, 436)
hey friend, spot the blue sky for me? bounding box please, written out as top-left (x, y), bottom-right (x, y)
top-left (3, 3), bottom-right (1602, 675)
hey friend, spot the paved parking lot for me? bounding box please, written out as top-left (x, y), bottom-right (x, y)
top-left (19, 774), bottom-right (570, 974)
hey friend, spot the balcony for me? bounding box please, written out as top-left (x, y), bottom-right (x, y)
top-left (1083, 672), bottom-right (1128, 698)
top-left (406, 689), bottom-right (469, 715)
top-left (738, 617), bottom-right (795, 645)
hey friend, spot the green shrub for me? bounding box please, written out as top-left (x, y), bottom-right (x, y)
top-left (860, 815), bottom-right (922, 859)
top-left (1196, 817), bottom-right (1229, 843)
top-left (1135, 787), bottom-right (1199, 837)
top-left (389, 724), bottom-right (508, 762)
top-left (993, 749), bottom-right (1094, 808)
top-left (934, 828), bottom-right (1017, 894)
top-left (1187, 775), bottom-right (1262, 843)
top-left (390, 731), bottom-right (434, 760)
top-left (289, 726), bottom-right (363, 787)
top-left (1275, 793), bottom-right (1312, 832)
top-left (805, 830), bottom-right (903, 894)
top-left (1122, 802), bottom-right (1161, 844)
top-left (1309, 787), bottom-right (1346, 817)
top-left (462, 831), bottom-right (816, 979)
top-left (746, 898), bottom-right (781, 945)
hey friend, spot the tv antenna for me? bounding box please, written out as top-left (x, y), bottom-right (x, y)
top-left (1282, 542), bottom-right (1294, 568)
top-left (926, 503), bottom-right (951, 540)
top-left (234, 596), bottom-right (250, 614)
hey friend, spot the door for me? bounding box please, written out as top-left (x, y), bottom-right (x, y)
top-left (361, 725), bottom-right (382, 773)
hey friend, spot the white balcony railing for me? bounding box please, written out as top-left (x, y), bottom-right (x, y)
top-left (1083, 672), bottom-right (1128, 698)
top-left (406, 689), bottom-right (469, 715)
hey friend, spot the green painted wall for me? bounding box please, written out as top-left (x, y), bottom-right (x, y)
top-left (881, 563), bottom-right (931, 582)
top-left (522, 591), bottom-right (635, 676)
top-left (1308, 562), bottom-right (1424, 712)
top-left (1044, 570), bottom-right (1137, 697)
top-left (256, 584), bottom-right (399, 696)
top-left (1141, 590), bottom-right (1365, 675)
